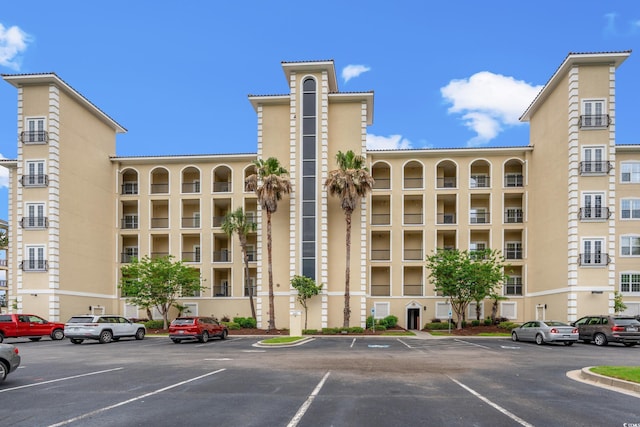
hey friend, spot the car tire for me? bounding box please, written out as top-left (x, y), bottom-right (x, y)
top-left (594, 333), bottom-right (608, 346)
top-left (0, 333), bottom-right (5, 343)
top-left (171, 339), bottom-right (181, 344)
top-left (135, 328), bottom-right (145, 340)
top-left (511, 332), bottom-right (518, 342)
top-left (535, 334), bottom-right (544, 345)
top-left (623, 342), bottom-right (637, 347)
top-left (0, 361), bottom-right (8, 382)
top-left (220, 329), bottom-right (228, 340)
top-left (51, 329), bottom-right (65, 340)
top-left (99, 330), bottom-right (113, 344)
top-left (564, 342), bottom-right (573, 346)
top-left (70, 338), bottom-right (83, 344)
top-left (29, 337), bottom-right (42, 342)
top-left (199, 331), bottom-right (209, 343)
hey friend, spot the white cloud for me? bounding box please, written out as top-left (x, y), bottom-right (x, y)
top-left (0, 154), bottom-right (9, 188)
top-left (441, 71), bottom-right (541, 146)
top-left (342, 64), bottom-right (371, 83)
top-left (0, 23), bottom-right (31, 70)
top-left (366, 133), bottom-right (412, 150)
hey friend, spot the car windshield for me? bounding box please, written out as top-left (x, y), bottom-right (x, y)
top-left (545, 321), bottom-right (568, 326)
top-left (614, 318), bottom-right (640, 326)
top-left (67, 317), bottom-right (94, 323)
top-left (172, 318), bottom-right (195, 326)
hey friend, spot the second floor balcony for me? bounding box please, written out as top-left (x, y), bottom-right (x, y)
top-left (436, 213), bottom-right (456, 225)
top-left (504, 209), bottom-right (523, 223)
top-left (21, 130), bottom-right (48, 144)
top-left (21, 174), bottom-right (49, 187)
top-left (182, 252), bottom-right (201, 263)
top-left (21, 259), bottom-right (48, 271)
top-left (578, 252), bottom-right (610, 266)
top-left (579, 207), bottom-right (611, 221)
top-left (182, 217), bottom-right (201, 228)
top-left (121, 182), bottom-right (139, 195)
top-left (579, 114), bottom-right (610, 128)
top-left (21, 217), bottom-right (48, 229)
top-left (504, 174), bottom-right (524, 187)
top-left (470, 212), bottom-right (490, 224)
top-left (579, 161), bottom-right (612, 175)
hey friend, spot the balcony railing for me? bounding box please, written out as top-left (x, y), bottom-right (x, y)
top-left (470, 175), bottom-right (490, 188)
top-left (579, 207), bottom-right (611, 221)
top-left (21, 217), bottom-right (48, 229)
top-left (150, 252), bottom-right (169, 259)
top-left (182, 217), bottom-right (201, 228)
top-left (504, 209), bottom-right (523, 223)
top-left (403, 284), bottom-right (423, 296)
top-left (505, 174), bottom-right (524, 187)
top-left (578, 253), bottom-right (610, 266)
top-left (121, 217), bottom-right (138, 229)
top-left (21, 175), bottom-right (49, 187)
top-left (121, 183), bottom-right (139, 195)
top-left (403, 213), bottom-right (423, 225)
top-left (182, 252), bottom-right (201, 263)
top-left (436, 213), bottom-right (456, 224)
top-left (151, 217), bottom-right (169, 228)
top-left (212, 216), bottom-right (226, 227)
top-left (213, 250), bottom-right (230, 262)
top-left (182, 182), bottom-right (200, 193)
top-left (403, 249), bottom-right (423, 261)
top-left (371, 249), bottom-right (391, 261)
top-left (21, 131), bottom-right (48, 144)
top-left (403, 178), bottom-right (423, 189)
top-left (213, 284), bottom-right (230, 297)
top-left (579, 114), bottom-right (610, 128)
top-left (21, 260), bottom-right (48, 271)
top-left (372, 178), bottom-right (390, 190)
top-left (246, 251), bottom-right (257, 262)
top-left (371, 284), bottom-right (390, 296)
top-left (436, 177), bottom-right (456, 188)
top-left (470, 212), bottom-right (490, 224)
top-left (579, 161), bottom-right (612, 175)
top-left (120, 253), bottom-right (138, 263)
top-left (371, 213), bottom-right (391, 225)
top-left (504, 247), bottom-right (523, 260)
top-left (244, 284), bottom-right (258, 297)
top-left (213, 181), bottom-right (231, 192)
top-left (150, 183), bottom-right (169, 194)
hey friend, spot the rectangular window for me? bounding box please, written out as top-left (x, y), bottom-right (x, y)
top-left (24, 117), bottom-right (46, 143)
top-left (581, 100), bottom-right (606, 128)
top-left (581, 238), bottom-right (606, 266)
top-left (25, 203), bottom-right (46, 228)
top-left (505, 277), bottom-right (522, 295)
top-left (581, 193), bottom-right (606, 220)
top-left (435, 302), bottom-right (452, 319)
top-left (621, 162), bottom-right (640, 184)
top-left (621, 236), bottom-right (640, 256)
top-left (500, 302), bottom-right (517, 319)
top-left (373, 302), bottom-right (390, 319)
top-left (621, 199), bottom-right (640, 219)
top-left (620, 273), bottom-right (640, 294)
top-left (581, 146), bottom-right (607, 174)
top-left (25, 245), bottom-right (46, 271)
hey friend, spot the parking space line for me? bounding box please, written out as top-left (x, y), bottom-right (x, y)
top-left (0, 367), bottom-right (124, 393)
top-left (286, 371), bottom-right (331, 427)
top-left (46, 368), bottom-right (226, 427)
top-left (453, 339), bottom-right (496, 351)
top-left (448, 376), bottom-right (534, 427)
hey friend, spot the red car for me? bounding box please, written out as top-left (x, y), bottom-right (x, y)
top-left (169, 316), bottom-right (228, 343)
top-left (0, 314), bottom-right (66, 342)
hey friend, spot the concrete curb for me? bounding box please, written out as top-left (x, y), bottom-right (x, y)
top-left (567, 367), bottom-right (640, 398)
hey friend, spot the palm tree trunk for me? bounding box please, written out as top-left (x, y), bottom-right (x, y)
top-left (266, 211), bottom-right (276, 330)
top-left (242, 243), bottom-right (256, 320)
top-left (343, 212), bottom-right (352, 328)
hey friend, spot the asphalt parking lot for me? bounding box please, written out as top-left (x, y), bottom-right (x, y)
top-left (1, 335), bottom-right (639, 427)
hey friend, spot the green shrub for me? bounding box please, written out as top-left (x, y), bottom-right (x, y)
top-left (322, 327), bottom-right (341, 335)
top-left (233, 317), bottom-right (257, 329)
top-left (223, 321), bottom-right (241, 330)
top-left (484, 319), bottom-right (492, 326)
top-left (348, 327), bottom-right (365, 333)
top-left (383, 315), bottom-right (398, 328)
top-left (302, 329), bottom-right (318, 335)
top-left (366, 316), bottom-right (375, 328)
top-left (144, 320), bottom-right (165, 329)
top-left (498, 321), bottom-right (518, 330)
top-left (425, 321), bottom-right (453, 330)
top-left (373, 324), bottom-right (387, 331)
top-left (471, 320), bottom-right (481, 327)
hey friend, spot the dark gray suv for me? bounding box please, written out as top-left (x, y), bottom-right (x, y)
top-left (572, 315), bottom-right (640, 346)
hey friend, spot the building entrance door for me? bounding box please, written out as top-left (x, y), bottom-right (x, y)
top-left (407, 308), bottom-right (420, 330)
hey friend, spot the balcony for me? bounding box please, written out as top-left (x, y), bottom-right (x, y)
top-left (579, 207), bottom-right (611, 221)
top-left (121, 216), bottom-right (139, 229)
top-left (213, 250), bottom-right (230, 262)
top-left (579, 114), bottom-right (610, 128)
top-left (578, 253), bottom-right (610, 266)
top-left (120, 252), bottom-right (138, 263)
top-left (182, 217), bottom-right (201, 228)
top-left (0, 260), bottom-right (7, 267)
top-left (182, 252), bottom-right (201, 263)
top-left (246, 250), bottom-right (257, 262)
top-left (504, 174), bottom-right (523, 187)
top-left (21, 260), bottom-right (48, 271)
top-left (21, 174), bottom-right (49, 187)
top-left (436, 213), bottom-right (456, 224)
top-left (504, 245), bottom-right (523, 260)
top-left (21, 131), bottom-right (48, 144)
top-left (121, 182), bottom-right (139, 195)
top-left (470, 175), bottom-right (490, 188)
top-left (579, 161), bottom-right (612, 175)
top-left (151, 252), bottom-right (169, 259)
top-left (403, 213), bottom-right (423, 225)
top-left (371, 249), bottom-right (391, 261)
top-left (182, 182), bottom-right (200, 193)
top-left (213, 182), bottom-right (231, 193)
top-left (151, 217), bottom-right (169, 228)
top-left (504, 209), bottom-right (523, 223)
top-left (436, 177), bottom-right (456, 188)
top-left (373, 178), bottom-right (391, 190)
top-left (21, 217), bottom-right (48, 229)
top-left (470, 212), bottom-right (490, 224)
top-left (150, 183), bottom-right (169, 194)
top-left (404, 249), bottom-right (423, 261)
top-left (403, 283), bottom-right (422, 296)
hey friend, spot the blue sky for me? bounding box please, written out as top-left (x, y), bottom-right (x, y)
top-left (1, 1), bottom-right (639, 219)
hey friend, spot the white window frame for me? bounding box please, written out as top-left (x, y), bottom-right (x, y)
top-left (620, 272), bottom-right (640, 295)
top-left (25, 202), bottom-right (46, 228)
top-left (581, 192), bottom-right (606, 220)
top-left (621, 199), bottom-right (640, 220)
top-left (373, 302), bottom-right (390, 320)
top-left (183, 303), bottom-right (198, 316)
top-left (24, 117), bottom-right (46, 143)
top-left (435, 302), bottom-right (452, 320)
top-left (581, 238), bottom-right (606, 266)
top-left (581, 99), bottom-right (607, 128)
top-left (621, 236), bottom-right (640, 257)
top-left (504, 276), bottom-right (522, 296)
top-left (621, 162), bottom-right (640, 184)
top-left (468, 302), bottom-right (485, 320)
top-left (500, 302), bottom-right (517, 320)
top-left (470, 208), bottom-right (488, 224)
top-left (581, 146), bottom-right (606, 173)
top-left (25, 245), bottom-right (46, 270)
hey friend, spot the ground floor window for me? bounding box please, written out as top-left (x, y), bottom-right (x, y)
top-left (620, 273), bottom-right (640, 294)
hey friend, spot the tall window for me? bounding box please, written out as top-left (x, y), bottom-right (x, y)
top-left (26, 245), bottom-right (46, 270)
top-left (25, 117), bottom-right (46, 143)
top-left (620, 273), bottom-right (640, 294)
top-left (581, 192), bottom-right (605, 220)
top-left (621, 236), bottom-right (640, 257)
top-left (301, 77), bottom-right (317, 280)
top-left (505, 277), bottom-right (522, 296)
top-left (25, 203), bottom-right (46, 228)
top-left (581, 146), bottom-right (606, 174)
top-left (621, 199), bottom-right (640, 219)
top-left (621, 162), bottom-right (640, 183)
top-left (25, 161), bottom-right (46, 186)
top-left (581, 238), bottom-right (606, 265)
top-left (581, 100), bottom-right (606, 127)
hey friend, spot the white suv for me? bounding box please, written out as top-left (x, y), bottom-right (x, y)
top-left (64, 315), bottom-right (146, 344)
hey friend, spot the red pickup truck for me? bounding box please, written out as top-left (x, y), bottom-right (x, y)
top-left (0, 314), bottom-right (66, 342)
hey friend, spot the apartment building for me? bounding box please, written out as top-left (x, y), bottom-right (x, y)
top-left (1, 51), bottom-right (639, 329)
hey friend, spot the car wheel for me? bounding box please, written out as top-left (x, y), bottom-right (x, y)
top-left (51, 329), bottom-right (65, 340)
top-left (623, 342), bottom-right (637, 347)
top-left (135, 328), bottom-right (145, 340)
top-left (511, 332), bottom-right (518, 342)
top-left (70, 338), bottom-right (83, 344)
top-left (171, 339), bottom-right (181, 344)
top-left (594, 333), bottom-right (608, 346)
top-left (0, 333), bottom-right (5, 343)
top-left (199, 331), bottom-right (209, 343)
top-left (535, 334), bottom-right (544, 345)
top-left (29, 337), bottom-right (42, 342)
top-left (99, 330), bottom-right (113, 344)
top-left (564, 341), bottom-right (573, 346)
top-left (0, 361), bottom-right (8, 382)
top-left (220, 329), bottom-right (228, 340)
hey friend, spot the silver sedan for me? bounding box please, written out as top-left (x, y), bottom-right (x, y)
top-left (0, 343), bottom-right (21, 382)
top-left (511, 320), bottom-right (579, 345)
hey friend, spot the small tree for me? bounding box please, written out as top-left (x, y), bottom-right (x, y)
top-left (469, 249), bottom-right (509, 321)
top-left (120, 255), bottom-right (205, 329)
top-left (614, 291), bottom-right (627, 314)
top-left (489, 292), bottom-right (508, 324)
top-left (290, 275), bottom-right (322, 330)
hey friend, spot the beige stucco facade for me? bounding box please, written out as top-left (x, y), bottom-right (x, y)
top-left (1, 52), bottom-right (639, 329)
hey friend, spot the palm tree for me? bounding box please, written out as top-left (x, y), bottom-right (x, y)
top-left (325, 150), bottom-right (374, 328)
top-left (221, 207), bottom-right (258, 320)
top-left (245, 157), bottom-right (291, 330)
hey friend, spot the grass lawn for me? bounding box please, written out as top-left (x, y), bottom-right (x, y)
top-left (260, 336), bottom-right (306, 344)
top-left (590, 366), bottom-right (640, 383)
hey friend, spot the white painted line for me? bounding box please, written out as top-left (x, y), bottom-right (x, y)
top-left (242, 350), bottom-right (266, 353)
top-left (46, 369), bottom-right (226, 427)
top-left (0, 367), bottom-right (124, 393)
top-left (350, 338), bottom-right (356, 348)
top-left (453, 339), bottom-right (494, 350)
top-left (448, 376), bottom-right (534, 427)
top-left (287, 371), bottom-right (331, 427)
top-left (204, 358), bottom-right (233, 361)
top-left (397, 339), bottom-right (413, 348)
